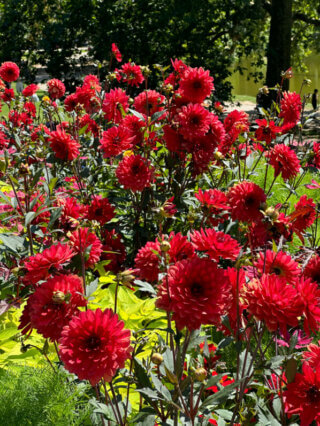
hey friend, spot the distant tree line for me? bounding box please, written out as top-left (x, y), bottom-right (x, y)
top-left (0, 0), bottom-right (319, 99)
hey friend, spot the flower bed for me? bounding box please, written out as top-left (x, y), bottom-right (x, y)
top-left (0, 48), bottom-right (319, 425)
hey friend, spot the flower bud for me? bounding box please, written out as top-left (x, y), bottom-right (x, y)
top-left (151, 353), bottom-right (164, 365)
top-left (160, 240), bottom-right (171, 253)
top-left (214, 151), bottom-right (224, 160)
top-left (117, 269), bottom-right (136, 287)
top-left (265, 206), bottom-right (279, 221)
top-left (194, 368), bottom-right (207, 382)
top-left (52, 290), bottom-right (66, 304)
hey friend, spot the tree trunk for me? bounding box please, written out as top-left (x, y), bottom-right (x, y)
top-left (266, 0), bottom-right (293, 90)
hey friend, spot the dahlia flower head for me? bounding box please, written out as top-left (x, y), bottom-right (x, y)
top-left (111, 43), bottom-right (122, 62)
top-left (267, 144), bottom-right (300, 181)
top-left (102, 88), bottom-right (129, 123)
top-left (279, 91), bottom-right (302, 125)
top-left (227, 181), bottom-right (266, 223)
top-left (178, 66), bottom-right (214, 104)
top-left (116, 154), bottom-right (153, 192)
top-left (19, 274), bottom-right (86, 341)
top-left (59, 308), bottom-right (132, 386)
top-left (156, 257), bottom-right (231, 330)
top-left (49, 129), bottom-right (80, 162)
top-left (133, 90), bottom-right (165, 117)
top-left (47, 78), bottom-right (66, 99)
top-left (86, 195), bottom-right (115, 225)
top-left (0, 61), bottom-right (20, 82)
top-left (69, 227), bottom-right (102, 268)
top-left (254, 249), bottom-right (300, 285)
top-left (23, 243), bottom-right (75, 285)
top-left (100, 125), bottom-right (133, 158)
top-left (118, 62), bottom-right (144, 87)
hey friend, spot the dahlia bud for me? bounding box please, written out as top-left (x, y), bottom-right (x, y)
top-left (260, 85), bottom-right (269, 95)
top-left (161, 197), bottom-right (177, 218)
top-left (265, 206), bottom-right (279, 221)
top-left (163, 84), bottom-right (174, 95)
top-left (141, 65), bottom-right (151, 77)
top-left (214, 151), bottom-right (224, 160)
top-left (194, 367), bottom-right (207, 382)
top-left (52, 290), bottom-right (66, 304)
top-left (303, 78), bottom-right (312, 87)
top-left (151, 353), bottom-right (164, 365)
top-left (281, 67), bottom-right (293, 80)
top-left (160, 240), bottom-right (171, 253)
top-left (117, 269), bottom-right (136, 287)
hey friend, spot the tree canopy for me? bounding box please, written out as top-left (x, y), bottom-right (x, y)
top-left (0, 0), bottom-right (319, 98)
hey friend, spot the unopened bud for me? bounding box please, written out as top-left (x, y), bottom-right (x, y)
top-left (265, 206), bottom-right (279, 221)
top-left (194, 368), bottom-right (207, 382)
top-left (214, 151), bottom-right (224, 160)
top-left (19, 163), bottom-right (30, 175)
top-left (160, 240), bottom-right (171, 253)
top-left (117, 269), bottom-right (136, 287)
top-left (52, 291), bottom-right (65, 304)
top-left (151, 353), bottom-right (164, 365)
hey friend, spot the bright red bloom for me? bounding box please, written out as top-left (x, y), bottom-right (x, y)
top-left (227, 181), bottom-right (266, 222)
top-left (23, 101), bottom-right (36, 117)
top-left (133, 90), bottom-right (165, 117)
top-left (64, 93), bottom-right (80, 112)
top-left (191, 228), bottom-right (240, 262)
top-left (59, 308), bottom-right (132, 386)
top-left (23, 243), bottom-right (75, 285)
top-left (116, 154), bottom-right (153, 192)
top-left (167, 232), bottom-right (195, 263)
top-left (0, 62), bottom-right (20, 82)
top-left (195, 189), bottom-right (229, 226)
top-left (111, 43), bottom-right (122, 62)
top-left (267, 144), bottom-right (300, 181)
top-left (279, 91), bottom-right (302, 125)
top-left (100, 230), bottom-right (126, 273)
top-left (134, 241), bottom-right (160, 282)
top-left (290, 195), bottom-right (316, 233)
top-left (255, 119), bottom-right (280, 144)
top-left (283, 363), bottom-right (320, 426)
top-left (304, 255), bottom-right (320, 284)
top-left (19, 274), bottom-right (86, 341)
top-left (0, 130), bottom-right (9, 149)
top-left (78, 114), bottom-right (100, 137)
top-left (1, 88), bottom-right (14, 102)
top-left (100, 126), bottom-right (133, 158)
top-left (309, 142), bottom-right (320, 169)
top-left (222, 110), bottom-right (249, 152)
top-left (179, 66), bottom-right (214, 103)
top-left (102, 88), bottom-right (129, 123)
top-left (122, 115), bottom-right (145, 147)
top-left (296, 277), bottom-right (320, 335)
top-left (87, 195), bottom-right (115, 225)
top-left (47, 78), bottom-right (66, 99)
top-left (69, 228), bottom-right (102, 268)
top-left (83, 74), bottom-right (101, 93)
top-left (303, 342), bottom-right (320, 369)
top-left (254, 250), bottom-right (300, 285)
top-left (156, 257), bottom-right (230, 330)
top-left (56, 197), bottom-right (86, 231)
top-left (163, 125), bottom-right (186, 154)
top-left (49, 129), bottom-right (80, 161)
top-left (177, 103), bottom-right (211, 142)
top-left (22, 84), bottom-right (38, 97)
top-left (164, 58), bottom-right (188, 86)
top-left (119, 62), bottom-right (144, 87)
top-left (242, 274), bottom-right (303, 334)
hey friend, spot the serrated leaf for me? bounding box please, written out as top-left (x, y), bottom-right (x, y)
top-left (134, 280), bottom-right (156, 295)
top-left (151, 374), bottom-right (172, 402)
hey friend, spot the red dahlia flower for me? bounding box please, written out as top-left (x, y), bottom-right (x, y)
top-left (59, 308), bottom-right (132, 386)
top-left (254, 249), bottom-right (300, 284)
top-left (47, 78), bottom-right (66, 99)
top-left (23, 243), bottom-right (75, 285)
top-left (86, 195), bottom-right (115, 225)
top-left (279, 91), bottom-right (302, 125)
top-left (19, 274), bottom-right (86, 341)
top-left (304, 255), bottom-right (320, 284)
top-left (191, 228), bottom-right (240, 262)
top-left (177, 103), bottom-right (211, 142)
top-left (296, 277), bottom-right (320, 335)
top-left (242, 274), bottom-right (303, 334)
top-left (22, 84), bottom-right (38, 97)
top-left (267, 144), bottom-right (300, 181)
top-left (102, 88), bottom-right (129, 123)
top-left (49, 129), bottom-right (80, 161)
top-left (283, 363), bottom-right (320, 426)
top-left (156, 257), bottom-right (230, 330)
top-left (116, 154), bottom-right (153, 192)
top-left (64, 93), bottom-right (80, 112)
top-left (290, 195), bottom-right (316, 233)
top-left (255, 119), bottom-right (280, 144)
top-left (83, 74), bottom-right (101, 93)
top-left (303, 342), bottom-right (320, 369)
top-left (133, 90), bottom-right (165, 117)
top-left (134, 241), bottom-right (161, 282)
top-left (79, 114), bottom-right (100, 137)
top-left (0, 61), bottom-right (20, 82)
top-left (69, 228), bottom-right (102, 268)
top-left (111, 43), bottom-right (122, 62)
top-left (1, 88), bottom-right (14, 102)
top-left (227, 181), bottom-right (266, 223)
top-left (179, 66), bottom-right (214, 103)
top-left (100, 125), bottom-right (133, 158)
top-left (119, 62), bottom-right (144, 87)
top-left (195, 188), bottom-right (229, 226)
top-left (122, 115), bottom-right (145, 147)
top-left (56, 196), bottom-right (86, 231)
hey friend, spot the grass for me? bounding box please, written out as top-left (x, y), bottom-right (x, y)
top-left (233, 94), bottom-right (256, 103)
top-left (0, 366), bottom-right (95, 426)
